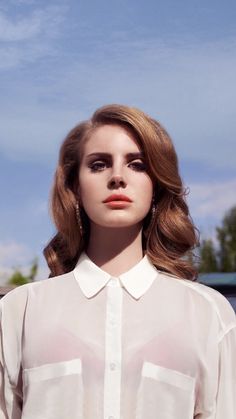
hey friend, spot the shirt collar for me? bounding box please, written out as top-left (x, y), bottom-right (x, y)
top-left (73, 252), bottom-right (158, 300)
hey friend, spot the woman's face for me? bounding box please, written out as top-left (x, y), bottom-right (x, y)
top-left (78, 124), bottom-right (153, 230)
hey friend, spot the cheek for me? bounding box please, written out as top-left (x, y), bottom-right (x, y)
top-left (78, 176), bottom-right (99, 211)
top-left (138, 178), bottom-right (153, 207)
top-left (78, 170), bottom-right (91, 198)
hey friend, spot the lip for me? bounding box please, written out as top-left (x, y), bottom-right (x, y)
top-left (103, 194), bottom-right (132, 203)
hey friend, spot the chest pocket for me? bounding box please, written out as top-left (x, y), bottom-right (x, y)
top-left (136, 361), bottom-right (196, 419)
top-left (22, 358), bottom-right (83, 419)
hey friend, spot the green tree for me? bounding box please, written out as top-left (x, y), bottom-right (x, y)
top-left (28, 258), bottom-right (38, 282)
top-left (216, 206), bottom-right (236, 272)
top-left (199, 239), bottom-right (218, 273)
top-left (8, 270), bottom-right (29, 286)
top-left (8, 257), bottom-right (38, 286)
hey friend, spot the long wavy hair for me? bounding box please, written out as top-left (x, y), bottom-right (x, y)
top-left (43, 104), bottom-right (200, 280)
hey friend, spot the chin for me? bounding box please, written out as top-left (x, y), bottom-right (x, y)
top-left (95, 217), bottom-right (143, 229)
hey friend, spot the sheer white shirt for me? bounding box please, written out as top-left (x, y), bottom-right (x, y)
top-left (0, 251), bottom-right (236, 419)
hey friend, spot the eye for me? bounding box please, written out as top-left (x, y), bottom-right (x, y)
top-left (88, 160), bottom-right (108, 172)
top-left (128, 160), bottom-right (147, 172)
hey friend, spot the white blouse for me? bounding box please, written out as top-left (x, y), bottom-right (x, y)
top-left (0, 252), bottom-right (236, 419)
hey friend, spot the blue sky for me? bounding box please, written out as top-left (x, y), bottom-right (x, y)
top-left (0, 0), bottom-right (236, 283)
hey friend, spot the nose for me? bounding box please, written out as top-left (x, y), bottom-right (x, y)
top-left (108, 174), bottom-right (126, 189)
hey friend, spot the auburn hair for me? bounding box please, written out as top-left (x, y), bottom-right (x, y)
top-left (43, 104), bottom-right (200, 280)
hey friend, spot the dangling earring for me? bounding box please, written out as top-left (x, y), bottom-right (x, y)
top-left (75, 199), bottom-right (84, 236)
top-left (150, 196), bottom-right (157, 224)
top-left (144, 196), bottom-right (157, 238)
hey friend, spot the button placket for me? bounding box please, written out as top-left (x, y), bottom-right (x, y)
top-left (103, 280), bottom-right (122, 419)
top-left (110, 319), bottom-right (116, 325)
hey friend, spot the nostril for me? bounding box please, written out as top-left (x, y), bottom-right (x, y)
top-left (108, 175), bottom-right (126, 189)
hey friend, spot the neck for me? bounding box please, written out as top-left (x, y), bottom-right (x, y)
top-left (85, 223), bottom-right (144, 276)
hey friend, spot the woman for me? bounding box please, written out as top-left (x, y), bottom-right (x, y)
top-left (0, 104), bottom-right (235, 419)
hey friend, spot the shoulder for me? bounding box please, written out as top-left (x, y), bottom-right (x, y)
top-left (0, 271), bottom-right (73, 313)
top-left (157, 270), bottom-right (236, 332)
top-left (0, 282), bottom-right (30, 313)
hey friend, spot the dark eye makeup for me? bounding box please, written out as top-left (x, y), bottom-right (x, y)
top-left (128, 160), bottom-right (147, 171)
top-left (88, 160), bottom-right (109, 172)
top-left (88, 158), bottom-right (146, 173)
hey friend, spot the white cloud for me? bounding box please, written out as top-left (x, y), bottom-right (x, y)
top-left (0, 11), bottom-right (41, 41)
top-left (0, 240), bottom-right (49, 285)
top-left (0, 42), bottom-right (56, 69)
top-left (187, 178), bottom-right (236, 219)
top-left (0, 6), bottom-right (66, 42)
top-left (0, 30), bottom-right (236, 170)
top-left (0, 240), bottom-right (32, 266)
top-left (0, 5), bottom-right (66, 68)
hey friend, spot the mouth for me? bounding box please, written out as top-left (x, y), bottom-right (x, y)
top-left (103, 194), bottom-right (132, 203)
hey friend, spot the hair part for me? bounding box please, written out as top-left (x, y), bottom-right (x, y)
top-left (43, 104), bottom-right (200, 280)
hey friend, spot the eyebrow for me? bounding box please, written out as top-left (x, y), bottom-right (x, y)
top-left (85, 152), bottom-right (144, 160)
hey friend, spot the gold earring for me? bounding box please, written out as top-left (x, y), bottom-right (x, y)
top-left (75, 200), bottom-right (84, 236)
top-left (144, 196), bottom-right (157, 238)
top-left (151, 197), bottom-right (157, 222)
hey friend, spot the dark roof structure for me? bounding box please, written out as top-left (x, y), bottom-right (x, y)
top-left (198, 272), bottom-right (236, 294)
top-left (0, 285), bottom-right (16, 298)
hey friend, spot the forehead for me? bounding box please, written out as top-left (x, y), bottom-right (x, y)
top-left (82, 124), bottom-right (141, 155)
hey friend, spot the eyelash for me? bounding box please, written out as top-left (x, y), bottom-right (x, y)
top-left (88, 160), bottom-right (146, 172)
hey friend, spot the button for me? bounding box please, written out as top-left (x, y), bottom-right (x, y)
top-left (110, 362), bottom-right (116, 370)
top-left (109, 278), bottom-right (117, 286)
top-left (109, 277), bottom-right (122, 287)
top-left (110, 318), bottom-right (116, 325)
top-left (108, 416), bottom-right (114, 419)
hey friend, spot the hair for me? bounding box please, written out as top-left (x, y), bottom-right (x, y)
top-left (43, 104), bottom-right (200, 280)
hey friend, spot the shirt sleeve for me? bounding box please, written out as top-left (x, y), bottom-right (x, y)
top-left (0, 311), bottom-right (10, 419)
top-left (215, 325), bottom-right (236, 418)
top-left (0, 291), bottom-right (25, 419)
top-left (0, 300), bottom-right (11, 418)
